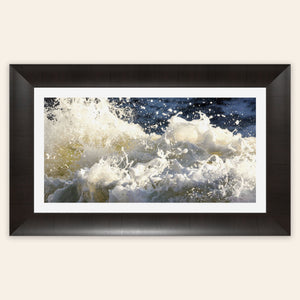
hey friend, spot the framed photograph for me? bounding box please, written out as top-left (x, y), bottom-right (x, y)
top-left (10, 65), bottom-right (290, 235)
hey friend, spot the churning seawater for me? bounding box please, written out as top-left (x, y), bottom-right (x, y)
top-left (44, 97), bottom-right (256, 203)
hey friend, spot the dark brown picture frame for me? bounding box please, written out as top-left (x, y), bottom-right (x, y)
top-left (10, 64), bottom-right (290, 235)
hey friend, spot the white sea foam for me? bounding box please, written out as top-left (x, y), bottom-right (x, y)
top-left (44, 98), bottom-right (256, 203)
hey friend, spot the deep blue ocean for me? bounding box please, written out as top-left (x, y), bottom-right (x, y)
top-left (108, 97), bottom-right (256, 137)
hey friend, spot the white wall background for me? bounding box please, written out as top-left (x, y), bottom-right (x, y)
top-left (0, 1), bottom-right (298, 299)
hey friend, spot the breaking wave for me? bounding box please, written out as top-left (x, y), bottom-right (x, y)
top-left (44, 98), bottom-right (256, 203)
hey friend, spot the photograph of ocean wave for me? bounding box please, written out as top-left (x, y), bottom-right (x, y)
top-left (44, 97), bottom-right (256, 203)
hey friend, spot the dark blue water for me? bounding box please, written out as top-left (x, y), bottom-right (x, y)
top-left (108, 98), bottom-right (256, 137)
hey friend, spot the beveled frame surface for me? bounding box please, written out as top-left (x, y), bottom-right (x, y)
top-left (10, 65), bottom-right (290, 235)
